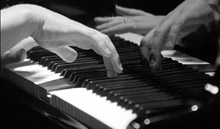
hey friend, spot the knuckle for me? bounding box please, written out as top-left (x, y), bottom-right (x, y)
top-left (100, 35), bottom-right (109, 46)
top-left (140, 39), bottom-right (146, 47)
top-left (102, 34), bottom-right (110, 41)
top-left (140, 37), bottom-right (151, 48)
top-left (153, 29), bottom-right (162, 37)
top-left (173, 21), bottom-right (183, 29)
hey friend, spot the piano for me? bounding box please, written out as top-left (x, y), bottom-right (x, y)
top-left (1, 0), bottom-right (220, 129)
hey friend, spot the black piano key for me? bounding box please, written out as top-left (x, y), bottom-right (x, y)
top-left (40, 55), bottom-right (62, 66)
top-left (123, 93), bottom-right (175, 108)
top-left (47, 56), bottom-right (98, 68)
top-left (107, 85), bottom-right (160, 98)
top-left (52, 59), bottom-right (101, 73)
top-left (91, 78), bottom-right (146, 95)
top-left (168, 80), bottom-right (208, 95)
top-left (72, 70), bottom-right (107, 86)
top-left (28, 49), bottom-right (55, 62)
top-left (107, 86), bottom-right (161, 103)
top-left (140, 99), bottom-right (184, 110)
top-left (25, 36), bottom-right (212, 127)
top-left (67, 66), bottom-right (107, 82)
top-left (61, 64), bottom-right (106, 79)
top-left (79, 73), bottom-right (132, 88)
top-left (46, 56), bottom-right (98, 70)
top-left (39, 52), bottom-right (93, 66)
top-left (81, 72), bottom-right (138, 88)
top-left (95, 81), bottom-right (147, 94)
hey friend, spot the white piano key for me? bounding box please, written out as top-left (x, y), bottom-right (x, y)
top-left (116, 33), bottom-right (143, 46)
top-left (161, 50), bottom-right (209, 65)
top-left (50, 88), bottom-right (137, 129)
top-left (116, 33), bottom-right (215, 75)
top-left (13, 62), bottom-right (63, 85)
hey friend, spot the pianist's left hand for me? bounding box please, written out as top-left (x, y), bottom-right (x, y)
top-left (1, 4), bottom-right (123, 77)
top-left (94, 5), bottom-right (164, 35)
top-left (140, 0), bottom-right (220, 69)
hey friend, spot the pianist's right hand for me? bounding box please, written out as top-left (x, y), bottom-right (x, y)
top-left (140, 0), bottom-right (220, 70)
top-left (1, 4), bottom-right (123, 77)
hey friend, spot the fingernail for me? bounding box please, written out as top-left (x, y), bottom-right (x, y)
top-left (18, 49), bottom-right (27, 61)
top-left (140, 55), bottom-right (150, 71)
top-left (149, 53), bottom-right (163, 72)
top-left (165, 40), bottom-right (173, 49)
top-left (3, 51), bottom-right (11, 56)
top-left (96, 25), bottom-right (101, 29)
top-left (149, 59), bottom-right (156, 67)
top-left (105, 48), bottom-right (112, 55)
top-left (107, 71), bottom-right (117, 77)
top-left (149, 54), bottom-right (158, 69)
top-left (118, 58), bottom-right (123, 72)
top-left (118, 64), bottom-right (123, 73)
top-left (63, 51), bottom-right (77, 63)
top-left (18, 49), bottom-right (25, 55)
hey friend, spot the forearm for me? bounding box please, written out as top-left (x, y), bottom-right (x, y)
top-left (1, 4), bottom-right (39, 55)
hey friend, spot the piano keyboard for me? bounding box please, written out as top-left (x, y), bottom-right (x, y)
top-left (2, 33), bottom-right (217, 129)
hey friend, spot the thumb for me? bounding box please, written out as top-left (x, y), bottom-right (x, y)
top-left (49, 46), bottom-right (78, 63)
top-left (1, 49), bottom-right (26, 69)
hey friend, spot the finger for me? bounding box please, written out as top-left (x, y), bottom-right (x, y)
top-left (165, 10), bottom-right (204, 49)
top-left (1, 37), bottom-right (37, 69)
top-left (103, 56), bottom-right (117, 77)
top-left (94, 17), bottom-right (115, 25)
top-left (140, 28), bottom-right (156, 66)
top-left (1, 49), bottom-right (26, 69)
top-left (11, 37), bottom-right (38, 52)
top-left (150, 27), bottom-right (171, 68)
top-left (93, 34), bottom-right (123, 73)
top-left (85, 34), bottom-right (112, 58)
top-left (101, 36), bottom-right (123, 74)
top-left (140, 31), bottom-right (162, 70)
top-left (100, 23), bottom-right (134, 35)
top-left (165, 20), bottom-right (184, 49)
top-left (115, 5), bottom-right (146, 16)
top-left (96, 19), bottom-right (122, 31)
top-left (91, 44), bottom-right (118, 77)
top-left (90, 39), bottom-right (116, 77)
top-left (90, 44), bottom-right (102, 56)
top-left (73, 40), bottom-right (92, 50)
top-left (83, 30), bottom-right (123, 73)
top-left (148, 48), bottom-right (162, 70)
top-left (149, 8), bottom-right (183, 68)
top-left (140, 39), bottom-right (150, 70)
top-left (49, 46), bottom-right (78, 63)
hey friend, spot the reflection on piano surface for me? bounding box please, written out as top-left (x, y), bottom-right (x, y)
top-left (1, 34), bottom-right (220, 129)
